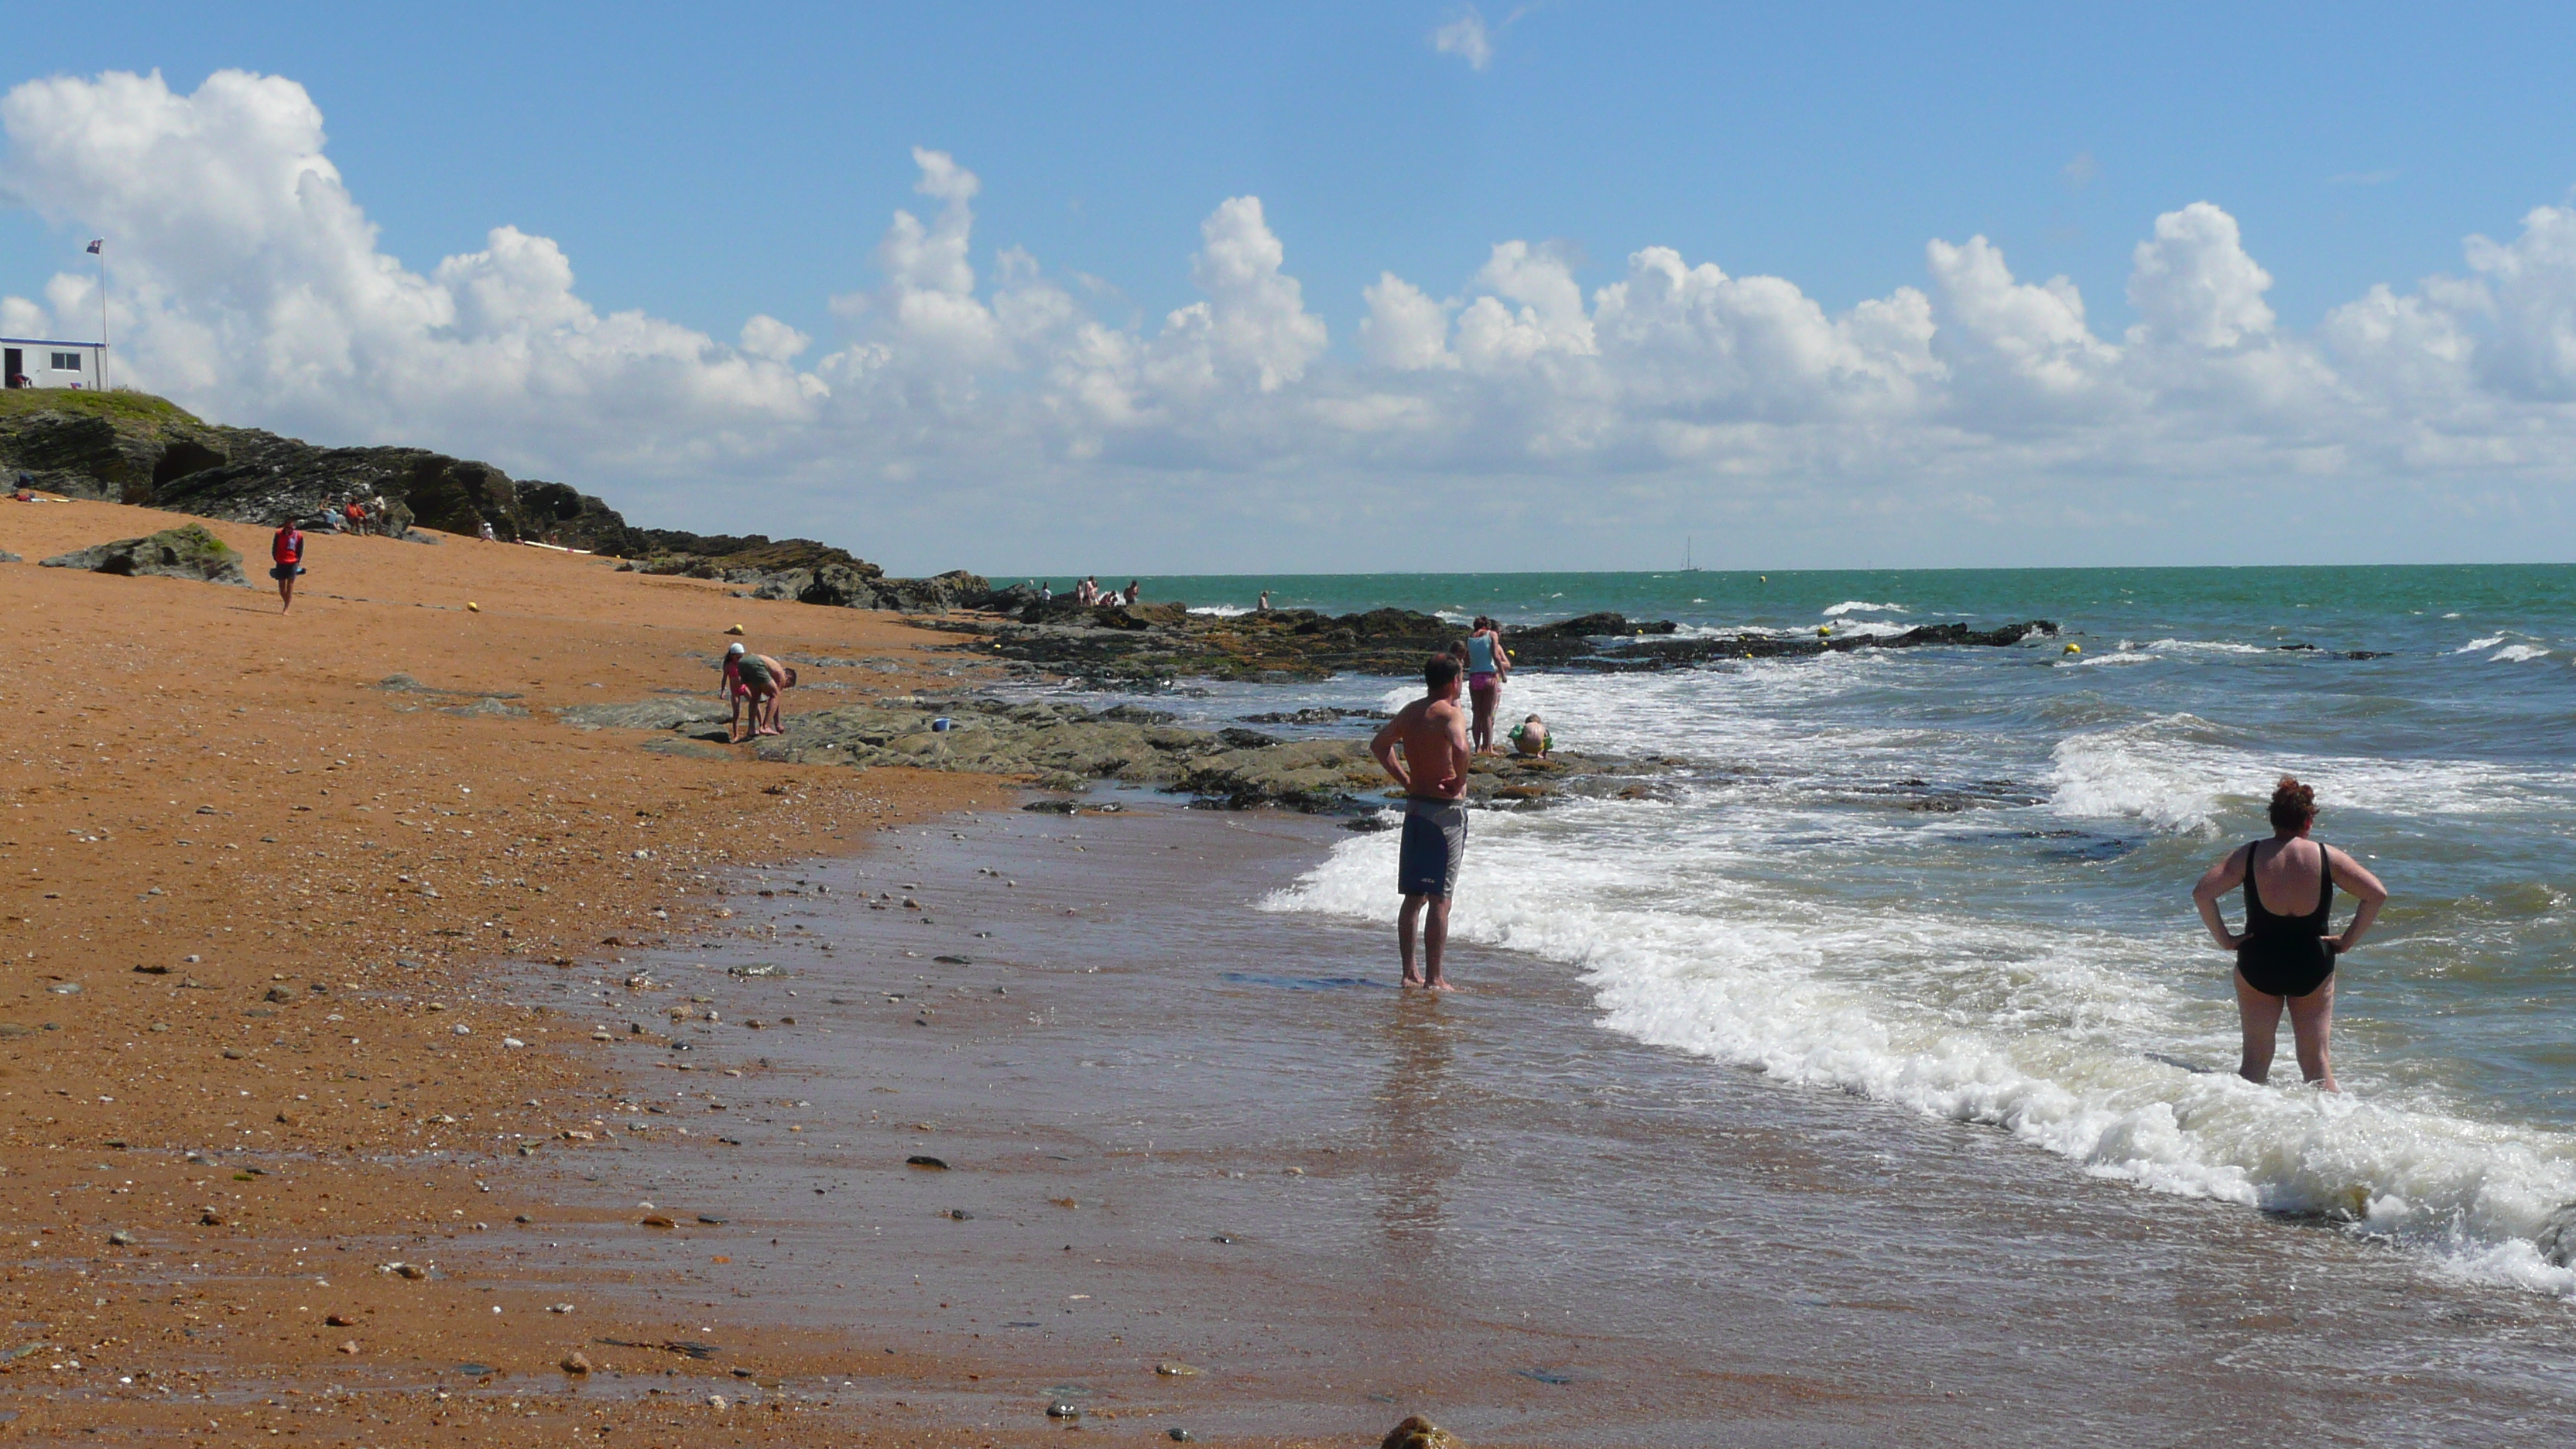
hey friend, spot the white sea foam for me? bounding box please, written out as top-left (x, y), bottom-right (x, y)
top-left (1187, 604), bottom-right (1252, 618)
top-left (2492, 644), bottom-right (2550, 663)
top-left (2454, 636), bottom-right (2506, 653)
top-left (1822, 600), bottom-right (1908, 616)
top-left (2040, 716), bottom-right (2575, 838)
top-left (2043, 717), bottom-right (2230, 834)
top-left (1824, 619), bottom-right (1914, 639)
top-left (2145, 639), bottom-right (2270, 655)
top-left (2067, 650), bottom-right (2157, 667)
top-left (1262, 805), bottom-right (2576, 1293)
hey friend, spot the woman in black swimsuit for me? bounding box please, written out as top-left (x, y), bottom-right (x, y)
top-left (2191, 776), bottom-right (2389, 1092)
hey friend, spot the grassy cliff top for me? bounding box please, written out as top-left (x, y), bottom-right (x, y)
top-left (0, 387), bottom-right (204, 428)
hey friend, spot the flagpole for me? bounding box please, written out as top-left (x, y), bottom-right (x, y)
top-left (94, 239), bottom-right (108, 391)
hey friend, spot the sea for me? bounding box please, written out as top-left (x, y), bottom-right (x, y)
top-left (1043, 565), bottom-right (2576, 1294)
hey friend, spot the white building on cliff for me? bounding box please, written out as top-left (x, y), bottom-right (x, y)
top-left (1, 337), bottom-right (108, 390)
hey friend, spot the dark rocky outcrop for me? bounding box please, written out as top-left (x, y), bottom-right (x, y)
top-left (39, 523), bottom-right (250, 587)
top-left (1, 389), bottom-right (990, 611)
top-left (923, 604), bottom-right (2057, 684)
top-left (625, 536), bottom-right (996, 613)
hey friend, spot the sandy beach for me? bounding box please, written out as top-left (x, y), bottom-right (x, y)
top-left (10, 498), bottom-right (2576, 1448)
top-left (0, 498), bottom-right (1003, 1443)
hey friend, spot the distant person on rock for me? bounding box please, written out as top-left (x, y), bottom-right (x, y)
top-left (1464, 617), bottom-right (1511, 755)
top-left (269, 518), bottom-right (306, 614)
top-left (1509, 713), bottom-right (1550, 758)
top-left (2191, 775), bottom-right (2388, 1093)
top-left (344, 498), bottom-right (367, 535)
top-left (1122, 579), bottom-right (1141, 606)
top-left (477, 519), bottom-right (497, 542)
top-left (1257, 590), bottom-right (1271, 613)
top-left (1040, 581), bottom-right (1053, 602)
top-left (1371, 653), bottom-right (1473, 991)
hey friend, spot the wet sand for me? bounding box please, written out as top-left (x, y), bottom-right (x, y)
top-left (557, 800), bottom-right (2576, 1446)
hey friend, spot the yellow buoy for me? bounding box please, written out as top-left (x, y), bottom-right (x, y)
top-left (1817, 624), bottom-right (1832, 636)
top-left (2063, 642), bottom-right (2081, 656)
top-left (466, 601), bottom-right (481, 612)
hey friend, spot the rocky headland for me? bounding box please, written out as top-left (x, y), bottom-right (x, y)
top-left (924, 599), bottom-right (2057, 685)
top-left (0, 389), bottom-right (992, 610)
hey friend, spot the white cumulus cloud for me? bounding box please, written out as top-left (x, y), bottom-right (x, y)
top-left (12, 67), bottom-right (2576, 570)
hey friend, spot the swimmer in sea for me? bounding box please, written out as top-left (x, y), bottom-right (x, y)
top-left (2191, 775), bottom-right (2388, 1092)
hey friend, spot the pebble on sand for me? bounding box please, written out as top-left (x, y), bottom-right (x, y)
top-left (1382, 1416), bottom-right (1461, 1449)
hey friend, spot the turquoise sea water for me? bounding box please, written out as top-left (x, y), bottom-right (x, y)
top-left (1043, 566), bottom-right (2576, 1288)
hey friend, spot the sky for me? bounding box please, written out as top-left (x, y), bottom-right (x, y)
top-left (7, 2), bottom-right (2576, 574)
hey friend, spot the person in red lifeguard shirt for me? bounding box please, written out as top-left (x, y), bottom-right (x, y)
top-left (270, 517), bottom-right (306, 614)
top-left (343, 498), bottom-right (367, 536)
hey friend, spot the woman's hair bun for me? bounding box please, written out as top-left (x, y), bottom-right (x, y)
top-left (2268, 774), bottom-right (2317, 831)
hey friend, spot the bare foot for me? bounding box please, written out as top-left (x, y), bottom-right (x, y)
top-left (1425, 978), bottom-right (1457, 992)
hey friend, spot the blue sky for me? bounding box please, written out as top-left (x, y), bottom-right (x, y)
top-left (12, 3), bottom-right (2567, 344)
top-left (8, 4), bottom-right (2576, 570)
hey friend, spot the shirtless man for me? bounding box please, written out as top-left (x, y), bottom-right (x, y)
top-left (1370, 654), bottom-right (1472, 989)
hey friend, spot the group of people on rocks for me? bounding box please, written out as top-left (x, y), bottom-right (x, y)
top-left (1064, 576), bottom-right (1141, 607)
top-left (317, 494), bottom-right (390, 536)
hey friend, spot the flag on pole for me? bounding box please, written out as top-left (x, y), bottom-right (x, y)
top-left (86, 239), bottom-right (102, 254)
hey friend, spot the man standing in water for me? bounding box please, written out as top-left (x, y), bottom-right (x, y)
top-left (1371, 654), bottom-right (1472, 990)
top-left (2191, 776), bottom-right (2388, 1091)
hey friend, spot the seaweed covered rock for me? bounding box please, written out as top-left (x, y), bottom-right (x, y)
top-left (571, 688), bottom-right (1664, 811)
top-left (39, 523), bottom-right (250, 587)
